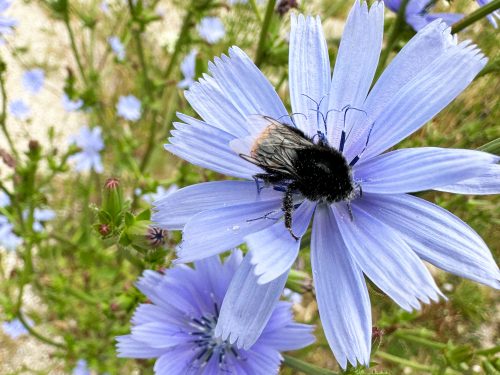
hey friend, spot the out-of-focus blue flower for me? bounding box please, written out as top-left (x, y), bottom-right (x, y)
top-left (0, 215), bottom-right (21, 251)
top-left (178, 49), bottom-right (197, 89)
top-left (385, 0), bottom-right (463, 31)
top-left (100, 0), bottom-right (110, 14)
top-left (141, 185), bottom-right (178, 204)
top-left (72, 359), bottom-right (90, 375)
top-left (476, 0), bottom-right (499, 28)
top-left (68, 126), bottom-right (105, 173)
top-left (30, 208), bottom-right (55, 232)
top-left (116, 251), bottom-right (314, 374)
top-left (0, 0), bottom-right (17, 39)
top-left (108, 36), bottom-right (125, 61)
top-left (62, 93), bottom-right (84, 112)
top-left (0, 191), bottom-right (10, 208)
top-left (2, 317), bottom-right (33, 339)
top-left (154, 2), bottom-right (500, 368)
top-left (9, 99), bottom-right (30, 120)
top-left (22, 68), bottom-right (45, 94)
top-left (117, 95), bottom-right (141, 121)
top-left (283, 288), bottom-right (303, 305)
top-left (197, 17), bottom-right (225, 44)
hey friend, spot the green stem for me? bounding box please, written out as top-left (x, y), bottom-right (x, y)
top-left (162, 9), bottom-right (194, 81)
top-left (127, 0), bottom-right (152, 92)
top-left (283, 355), bottom-right (338, 375)
top-left (17, 313), bottom-right (66, 350)
top-left (254, 0), bottom-right (277, 67)
top-left (374, 0), bottom-right (409, 81)
top-left (451, 0), bottom-right (500, 34)
top-left (64, 15), bottom-right (87, 84)
top-left (476, 345), bottom-right (500, 356)
top-left (0, 69), bottom-right (18, 158)
top-left (248, 0), bottom-right (262, 22)
top-left (377, 351), bottom-right (434, 372)
top-left (395, 332), bottom-right (447, 350)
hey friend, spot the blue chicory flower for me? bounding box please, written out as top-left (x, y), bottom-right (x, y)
top-left (68, 126), bottom-right (105, 173)
top-left (2, 317), bottom-right (33, 339)
top-left (0, 0), bottom-right (16, 39)
top-left (476, 0), bottom-right (499, 28)
top-left (116, 95), bottom-right (141, 121)
top-left (153, 1), bottom-right (500, 368)
top-left (178, 49), bottom-right (198, 89)
top-left (9, 99), bottom-right (30, 120)
top-left (108, 36), bottom-right (126, 61)
top-left (384, 0), bottom-right (463, 31)
top-left (197, 17), bottom-right (226, 44)
top-left (30, 208), bottom-right (56, 232)
top-left (0, 215), bottom-right (22, 251)
top-left (22, 68), bottom-right (45, 94)
top-left (116, 251), bottom-right (314, 374)
top-left (0, 191), bottom-right (10, 208)
top-left (72, 359), bottom-right (91, 375)
top-left (62, 93), bottom-right (84, 112)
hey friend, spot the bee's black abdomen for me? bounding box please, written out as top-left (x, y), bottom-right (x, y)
top-left (293, 146), bottom-right (353, 203)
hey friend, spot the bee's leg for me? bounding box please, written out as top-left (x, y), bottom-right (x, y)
top-left (346, 201), bottom-right (354, 221)
top-left (252, 175), bottom-right (263, 194)
top-left (283, 186), bottom-right (299, 240)
top-left (349, 121), bottom-right (375, 166)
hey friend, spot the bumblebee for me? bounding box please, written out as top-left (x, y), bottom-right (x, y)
top-left (239, 116), bottom-right (356, 240)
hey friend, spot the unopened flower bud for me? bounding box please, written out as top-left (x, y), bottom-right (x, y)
top-left (98, 223), bottom-right (110, 236)
top-left (122, 221), bottom-right (167, 252)
top-left (276, 0), bottom-right (298, 17)
top-left (103, 177), bottom-right (123, 225)
top-left (0, 148), bottom-right (16, 168)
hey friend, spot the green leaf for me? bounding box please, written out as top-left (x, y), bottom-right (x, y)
top-left (283, 355), bottom-right (338, 375)
top-left (478, 138), bottom-right (500, 156)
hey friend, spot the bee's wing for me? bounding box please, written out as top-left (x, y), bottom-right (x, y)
top-left (242, 116), bottom-right (314, 177)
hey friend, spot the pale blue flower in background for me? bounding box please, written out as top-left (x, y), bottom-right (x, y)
top-left (0, 0), bottom-right (17, 39)
top-left (154, 1), bottom-right (499, 368)
top-left (384, 0), bottom-right (463, 31)
top-left (108, 36), bottom-right (126, 61)
top-left (476, 0), bottom-right (499, 28)
top-left (283, 288), bottom-right (303, 305)
top-left (9, 99), bottom-right (30, 120)
top-left (72, 359), bottom-right (91, 375)
top-left (22, 68), bottom-right (45, 94)
top-left (62, 93), bottom-right (84, 112)
top-left (141, 184), bottom-right (178, 204)
top-left (100, 0), bottom-right (110, 14)
top-left (0, 191), bottom-right (10, 208)
top-left (0, 215), bottom-right (22, 251)
top-left (68, 126), bottom-right (105, 173)
top-left (2, 317), bottom-right (33, 339)
top-left (116, 251), bottom-right (314, 374)
top-left (197, 17), bottom-right (225, 44)
top-left (32, 208), bottom-right (56, 232)
top-left (178, 49), bottom-right (197, 89)
top-left (117, 95), bottom-right (141, 121)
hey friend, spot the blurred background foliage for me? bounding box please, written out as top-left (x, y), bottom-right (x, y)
top-left (0, 0), bottom-right (498, 373)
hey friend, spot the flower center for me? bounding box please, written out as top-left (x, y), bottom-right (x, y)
top-left (187, 304), bottom-right (242, 370)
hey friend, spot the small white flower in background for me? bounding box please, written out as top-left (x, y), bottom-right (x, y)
top-left (141, 184), bottom-right (178, 204)
top-left (9, 99), bottom-right (30, 120)
top-left (116, 95), bottom-right (141, 121)
top-left (0, 191), bottom-right (10, 208)
top-left (197, 17), bottom-right (225, 44)
top-left (72, 359), bottom-right (91, 375)
top-left (177, 49), bottom-right (198, 89)
top-left (62, 93), bottom-right (83, 112)
top-left (108, 36), bottom-right (126, 61)
top-left (68, 126), bottom-right (105, 173)
top-left (2, 317), bottom-right (33, 339)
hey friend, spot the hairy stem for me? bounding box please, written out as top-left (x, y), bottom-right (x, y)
top-left (452, 0), bottom-right (500, 33)
top-left (254, 0), bottom-right (277, 67)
